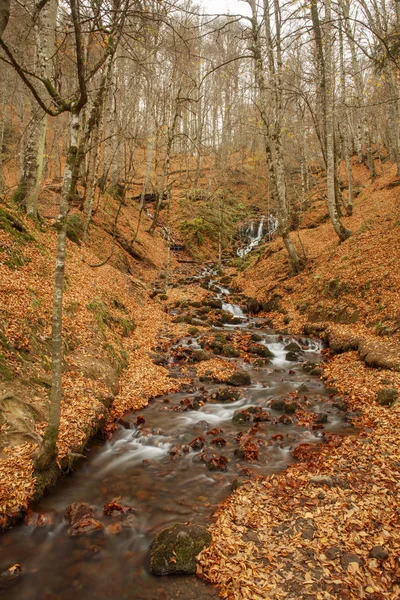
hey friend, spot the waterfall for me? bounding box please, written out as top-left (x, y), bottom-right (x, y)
top-left (237, 214), bottom-right (277, 258)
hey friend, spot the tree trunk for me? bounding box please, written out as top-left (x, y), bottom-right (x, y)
top-left (33, 112), bottom-right (80, 471)
top-left (0, 0), bottom-right (10, 38)
top-left (324, 0), bottom-right (351, 242)
top-left (14, 0), bottom-right (58, 217)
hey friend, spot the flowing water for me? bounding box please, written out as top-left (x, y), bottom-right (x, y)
top-left (0, 301), bottom-right (354, 600)
top-left (237, 215), bottom-right (278, 258)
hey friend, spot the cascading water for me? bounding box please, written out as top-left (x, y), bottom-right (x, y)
top-left (237, 214), bottom-right (278, 258)
top-left (0, 269), bottom-right (355, 600)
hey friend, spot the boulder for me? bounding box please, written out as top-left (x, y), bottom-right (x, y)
top-left (284, 342), bottom-right (302, 352)
top-left (207, 299), bottom-right (223, 309)
top-left (376, 387), bottom-right (398, 406)
top-left (226, 371), bottom-right (251, 387)
top-left (221, 345), bottom-right (240, 358)
top-left (150, 523), bottom-right (212, 575)
top-left (190, 350), bottom-right (213, 362)
top-left (285, 351), bottom-right (299, 362)
top-left (216, 388), bottom-right (241, 403)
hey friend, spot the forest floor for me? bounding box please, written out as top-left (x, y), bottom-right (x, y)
top-left (0, 157), bottom-right (399, 599)
top-left (197, 160), bottom-right (400, 599)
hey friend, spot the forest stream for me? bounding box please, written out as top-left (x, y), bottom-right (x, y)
top-left (0, 275), bottom-right (357, 600)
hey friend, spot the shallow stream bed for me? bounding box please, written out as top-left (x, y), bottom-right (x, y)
top-left (0, 321), bottom-right (355, 600)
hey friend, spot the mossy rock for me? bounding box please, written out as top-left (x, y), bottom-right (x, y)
top-left (270, 398), bottom-right (285, 411)
top-left (298, 384), bottom-right (309, 394)
top-left (0, 207), bottom-right (34, 243)
top-left (150, 523), bottom-right (211, 575)
top-left (284, 342), bottom-right (302, 352)
top-left (66, 214), bottom-right (85, 245)
top-left (221, 345), bottom-right (240, 358)
top-left (216, 388), bottom-right (241, 403)
top-left (226, 371), bottom-right (251, 387)
top-left (248, 344), bottom-right (273, 358)
top-left (376, 387), bottom-right (398, 407)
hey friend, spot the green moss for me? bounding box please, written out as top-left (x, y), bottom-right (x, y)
top-left (66, 213), bottom-right (85, 245)
top-left (0, 352), bottom-right (13, 380)
top-left (0, 206), bottom-right (34, 243)
top-left (103, 341), bottom-right (129, 372)
top-left (3, 247), bottom-right (31, 270)
top-left (87, 297), bottom-right (135, 338)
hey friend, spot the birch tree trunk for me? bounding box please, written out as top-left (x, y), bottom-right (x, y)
top-left (248, 0), bottom-right (303, 273)
top-left (33, 111), bottom-right (80, 471)
top-left (324, 0), bottom-right (351, 242)
top-left (15, 0), bottom-right (58, 217)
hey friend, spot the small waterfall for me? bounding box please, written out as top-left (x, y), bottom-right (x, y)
top-left (237, 214), bottom-right (278, 258)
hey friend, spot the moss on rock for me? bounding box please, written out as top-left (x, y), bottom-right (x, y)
top-left (150, 523), bottom-right (212, 576)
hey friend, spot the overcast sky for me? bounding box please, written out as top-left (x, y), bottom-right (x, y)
top-left (200, 0), bottom-right (251, 16)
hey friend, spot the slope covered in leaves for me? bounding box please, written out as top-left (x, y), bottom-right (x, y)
top-left (197, 161), bottom-right (400, 599)
top-left (0, 193), bottom-right (183, 529)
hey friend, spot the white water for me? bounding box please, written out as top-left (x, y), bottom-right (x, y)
top-left (237, 214), bottom-right (278, 258)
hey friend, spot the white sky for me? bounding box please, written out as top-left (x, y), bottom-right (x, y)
top-left (201, 0), bottom-right (251, 16)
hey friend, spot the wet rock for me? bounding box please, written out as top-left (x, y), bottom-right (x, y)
top-left (191, 318), bottom-right (208, 327)
top-left (277, 414), bottom-right (292, 425)
top-left (284, 342), bottom-right (302, 352)
top-left (0, 563), bottom-right (22, 590)
top-left (248, 344), bottom-right (274, 358)
top-left (376, 387), bottom-right (398, 406)
top-left (369, 546), bottom-right (389, 561)
top-left (190, 350), bottom-right (213, 362)
top-left (247, 299), bottom-right (263, 314)
top-left (250, 332), bottom-right (263, 342)
top-left (309, 475), bottom-right (334, 488)
top-left (325, 386), bottom-right (339, 395)
top-left (64, 502), bottom-right (94, 525)
top-left (194, 420), bottom-right (210, 430)
top-left (189, 436), bottom-right (206, 451)
top-left (232, 410), bottom-right (251, 425)
top-left (216, 388), bottom-right (241, 403)
top-left (206, 455), bottom-right (229, 471)
top-left (220, 311), bottom-right (234, 324)
top-left (254, 358), bottom-right (271, 366)
top-left (151, 353), bottom-right (168, 366)
top-left (207, 298), bottom-right (223, 309)
top-left (221, 344), bottom-right (240, 358)
top-left (254, 411), bottom-right (271, 422)
top-left (314, 412), bottom-right (328, 424)
top-left (231, 478), bottom-right (245, 490)
top-left (230, 317), bottom-right (244, 325)
top-left (68, 517), bottom-right (104, 537)
top-left (211, 437), bottom-right (226, 448)
top-left (226, 371), bottom-right (251, 387)
top-left (270, 398), bottom-right (286, 411)
top-left (340, 553), bottom-right (363, 570)
top-left (302, 361), bottom-right (319, 373)
top-left (284, 401), bottom-right (298, 414)
top-left (150, 523), bottom-right (212, 576)
top-left (298, 383), bottom-right (309, 393)
top-left (135, 415), bottom-right (145, 426)
top-left (285, 351), bottom-right (299, 362)
top-left (103, 500), bottom-right (134, 517)
top-left (333, 398), bottom-right (348, 411)
top-left (310, 367), bottom-right (323, 376)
